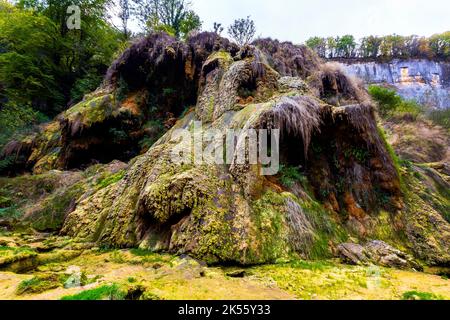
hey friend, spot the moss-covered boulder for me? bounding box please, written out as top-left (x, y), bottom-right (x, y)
top-left (60, 36), bottom-right (409, 265)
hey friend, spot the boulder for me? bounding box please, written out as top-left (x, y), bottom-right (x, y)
top-left (337, 240), bottom-right (422, 270)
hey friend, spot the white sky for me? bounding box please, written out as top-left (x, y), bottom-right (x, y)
top-left (123, 0), bottom-right (449, 44)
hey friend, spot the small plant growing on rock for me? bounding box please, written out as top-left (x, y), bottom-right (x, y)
top-left (279, 165), bottom-right (305, 188)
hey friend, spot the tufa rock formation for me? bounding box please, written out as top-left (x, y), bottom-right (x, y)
top-left (1, 32), bottom-right (449, 266)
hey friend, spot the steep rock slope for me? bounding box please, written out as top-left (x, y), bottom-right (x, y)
top-left (1, 33), bottom-right (449, 266)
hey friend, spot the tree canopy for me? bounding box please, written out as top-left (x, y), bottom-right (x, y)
top-left (0, 0), bottom-right (123, 148)
top-left (227, 16), bottom-right (256, 46)
top-left (132, 0), bottom-right (201, 39)
top-left (306, 32), bottom-right (450, 60)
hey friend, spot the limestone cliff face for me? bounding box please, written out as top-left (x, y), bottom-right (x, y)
top-left (340, 59), bottom-right (450, 109)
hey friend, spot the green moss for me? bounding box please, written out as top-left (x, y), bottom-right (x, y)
top-left (16, 274), bottom-right (61, 295)
top-left (369, 210), bottom-right (407, 249)
top-left (250, 191), bottom-right (290, 262)
top-left (61, 284), bottom-right (126, 300)
top-left (96, 170), bottom-right (125, 189)
top-left (65, 94), bottom-right (115, 128)
top-left (27, 182), bottom-right (86, 231)
top-left (250, 262), bottom-right (390, 300)
top-left (377, 126), bottom-right (403, 188)
top-left (0, 246), bottom-right (37, 267)
top-left (284, 259), bottom-right (334, 271)
top-left (300, 200), bottom-right (348, 259)
top-left (402, 291), bottom-right (443, 300)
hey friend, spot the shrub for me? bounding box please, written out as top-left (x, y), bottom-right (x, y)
top-left (428, 108), bottom-right (450, 130)
top-left (279, 165), bottom-right (305, 188)
top-left (368, 85), bottom-right (422, 120)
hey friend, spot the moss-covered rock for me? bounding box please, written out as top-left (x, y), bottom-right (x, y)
top-left (2, 33), bottom-right (449, 268)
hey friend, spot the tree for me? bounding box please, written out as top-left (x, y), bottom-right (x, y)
top-left (0, 2), bottom-right (62, 113)
top-left (116, 0), bottom-right (131, 39)
top-left (132, 0), bottom-right (201, 39)
top-left (4, 0), bottom-right (122, 115)
top-left (429, 32), bottom-right (450, 59)
top-left (336, 35), bottom-right (356, 58)
top-left (359, 36), bottom-right (382, 58)
top-left (326, 37), bottom-right (337, 58)
top-left (228, 16), bottom-right (256, 47)
top-left (213, 22), bottom-right (224, 35)
top-left (306, 37), bottom-right (327, 58)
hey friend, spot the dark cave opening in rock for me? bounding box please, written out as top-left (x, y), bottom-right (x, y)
top-left (61, 114), bottom-right (143, 169)
top-left (137, 207), bottom-right (192, 252)
top-left (278, 132), bottom-right (306, 169)
top-left (237, 77), bottom-right (258, 100)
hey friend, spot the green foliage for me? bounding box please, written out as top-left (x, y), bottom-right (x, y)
top-left (109, 128), bottom-right (128, 143)
top-left (305, 37), bottom-right (327, 58)
top-left (335, 35), bottom-right (356, 58)
top-left (428, 108), bottom-right (450, 130)
top-left (0, 101), bottom-right (47, 149)
top-left (344, 147), bottom-right (369, 163)
top-left (0, 4), bottom-right (63, 113)
top-left (368, 85), bottom-right (402, 115)
top-left (0, 0), bottom-right (122, 119)
top-left (0, 156), bottom-right (14, 172)
top-left (402, 290), bottom-right (443, 300)
top-left (0, 206), bottom-right (22, 220)
top-left (61, 284), bottom-right (126, 300)
top-left (279, 165), bottom-right (305, 188)
top-left (139, 120), bottom-right (165, 150)
top-left (115, 76), bottom-right (129, 102)
top-left (133, 0), bottom-right (202, 39)
top-left (96, 171), bottom-right (125, 189)
top-left (305, 32), bottom-right (449, 59)
top-left (70, 73), bottom-right (103, 103)
top-left (368, 85), bottom-right (422, 119)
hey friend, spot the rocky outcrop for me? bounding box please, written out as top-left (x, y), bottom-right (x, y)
top-left (1, 33), bottom-right (449, 267)
top-left (336, 240), bottom-right (422, 270)
top-left (340, 59), bottom-right (450, 109)
top-left (58, 35), bottom-right (403, 264)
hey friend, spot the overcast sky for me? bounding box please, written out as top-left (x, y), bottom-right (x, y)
top-left (188, 0), bottom-right (449, 43)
